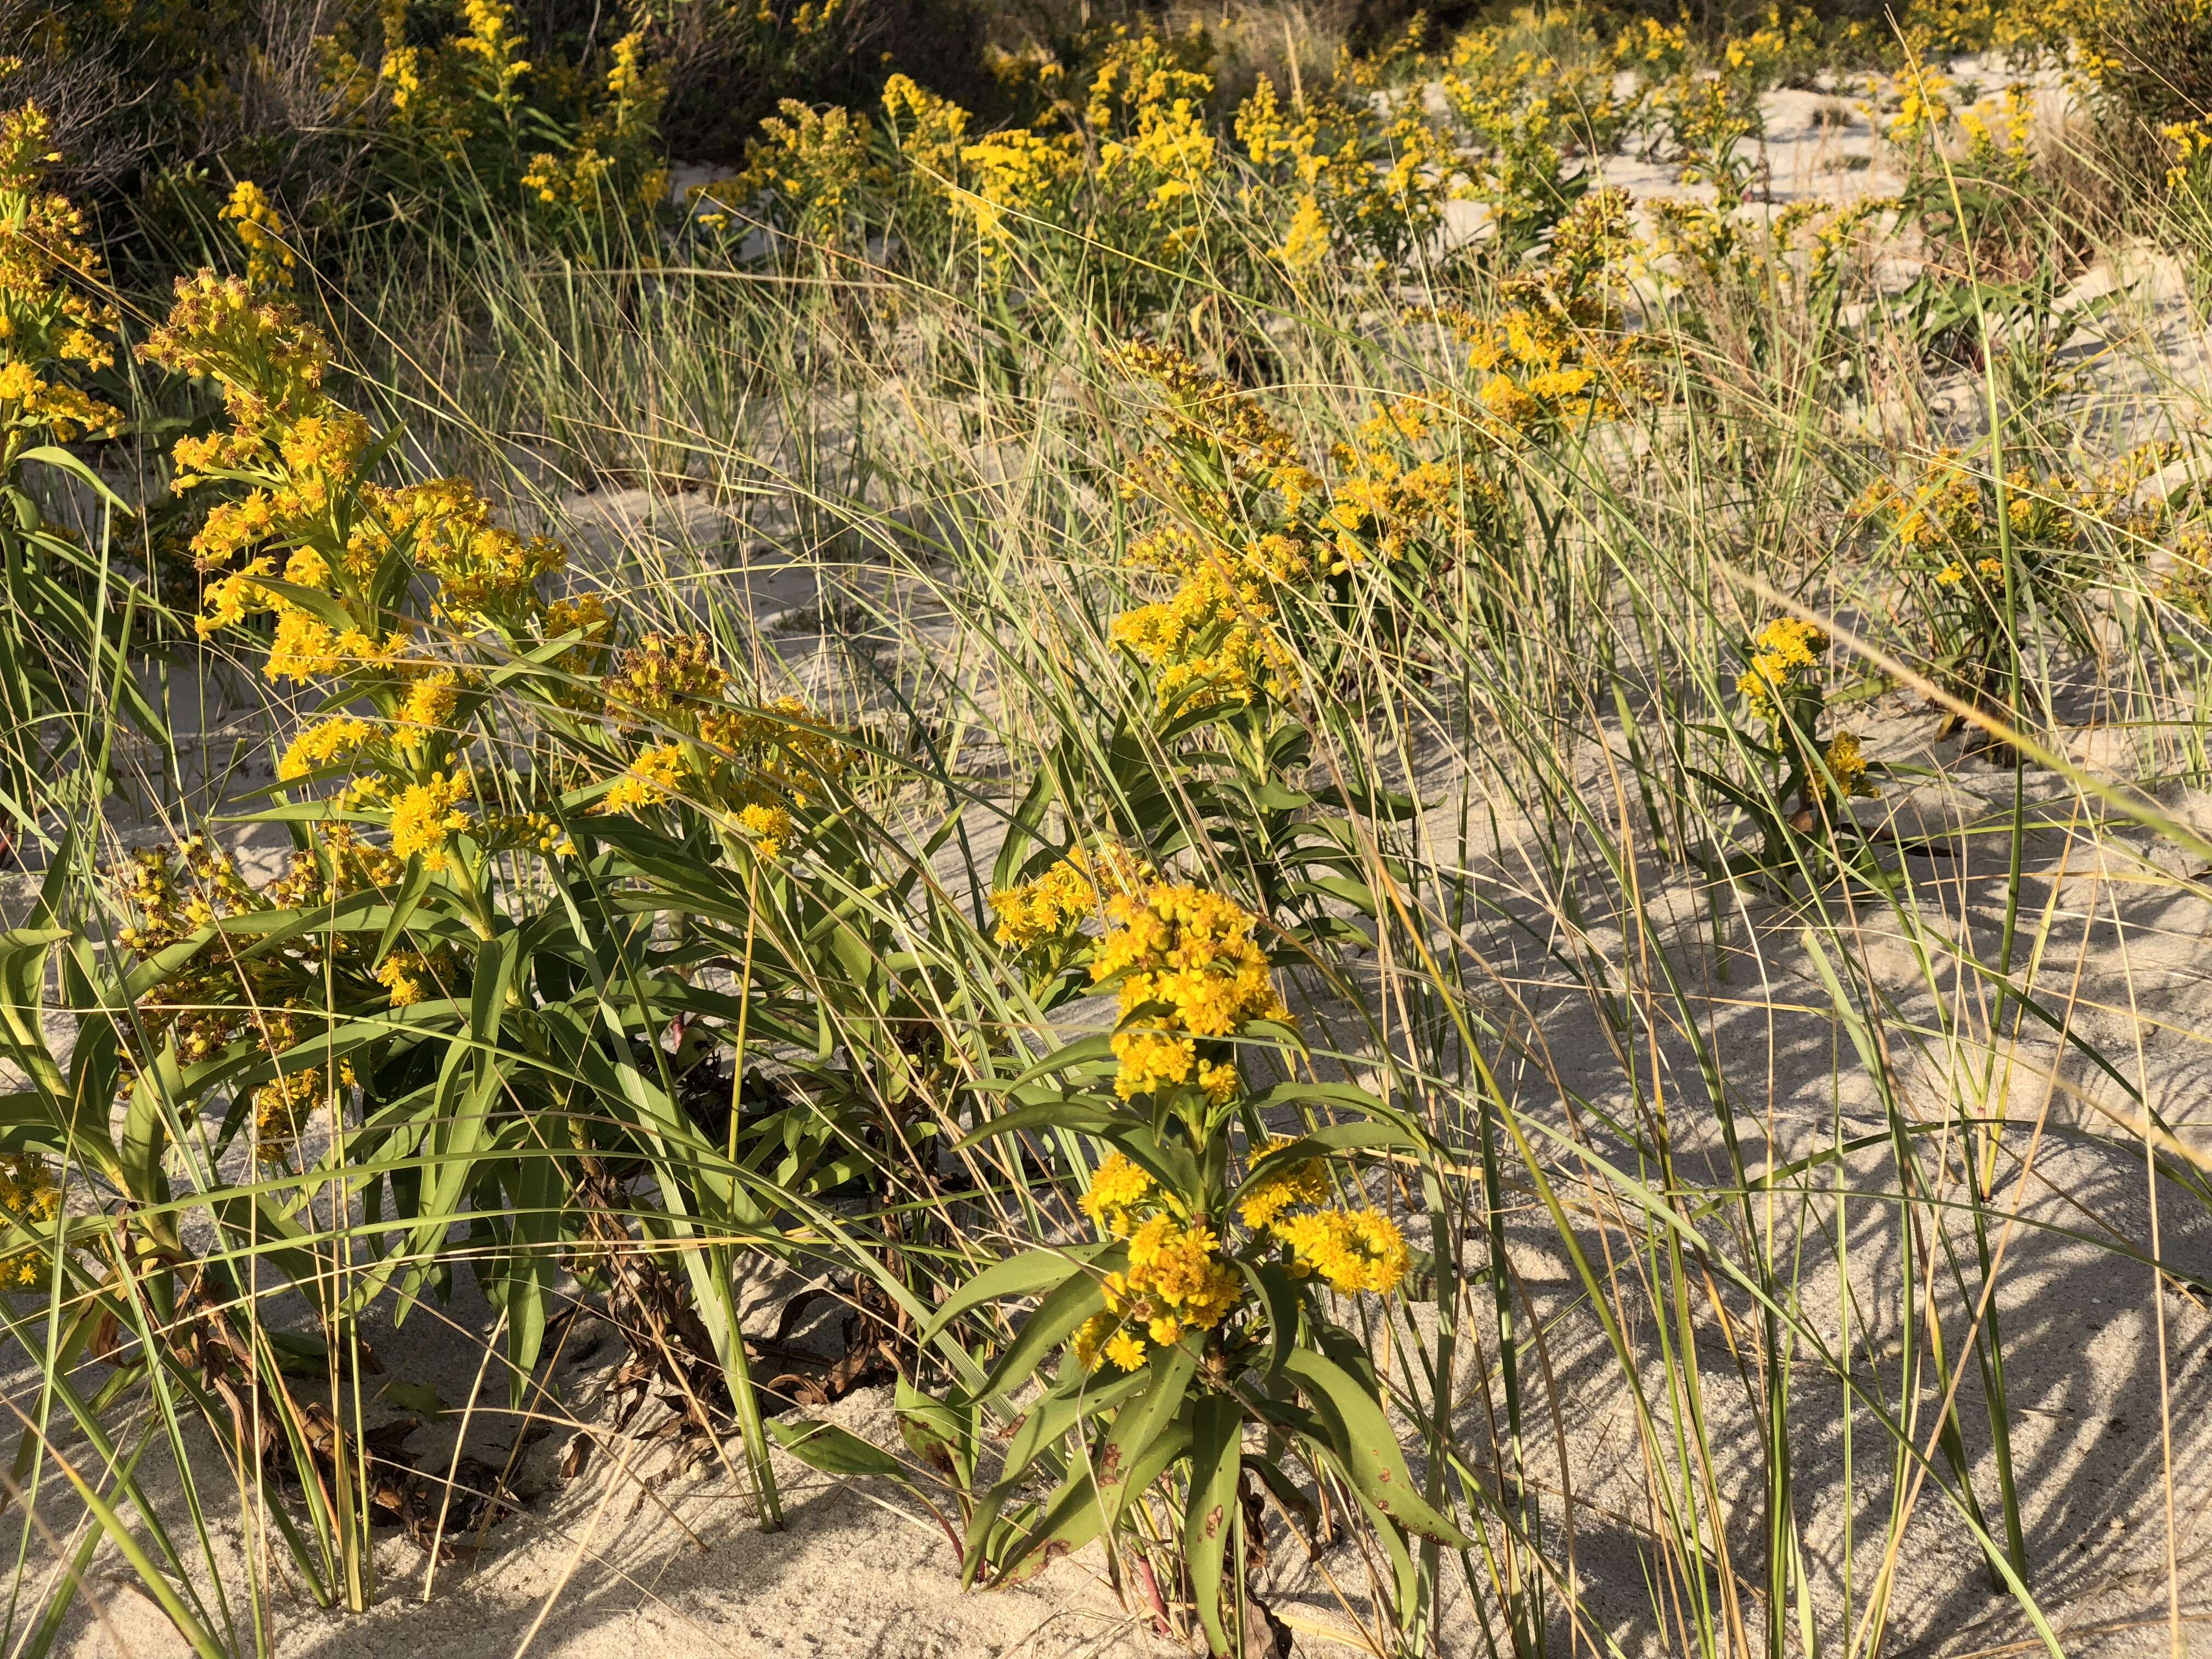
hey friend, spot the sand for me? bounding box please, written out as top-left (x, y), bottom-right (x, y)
top-left (19, 56), bottom-right (2212, 1659)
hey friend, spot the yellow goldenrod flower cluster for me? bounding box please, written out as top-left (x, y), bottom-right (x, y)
top-left (252, 1058), bottom-right (357, 1165)
top-left (1235, 1137), bottom-right (1329, 1229)
top-left (523, 32), bottom-right (667, 218)
top-left (989, 843), bottom-right (1155, 955)
top-left (1091, 881), bottom-right (1286, 1099)
top-left (880, 74), bottom-right (970, 186)
top-left (0, 104), bottom-right (124, 470)
top-left (2165, 116), bottom-right (2212, 190)
top-left (698, 99), bottom-right (879, 245)
top-left (1237, 1135), bottom-right (1407, 1293)
top-left (603, 740), bottom-right (688, 814)
top-left (374, 945), bottom-right (458, 1008)
top-left (279, 716), bottom-right (378, 782)
top-left (956, 129), bottom-right (1082, 249)
top-left (1075, 1215), bottom-right (1244, 1372)
top-left (315, 0), bottom-right (661, 228)
top-left (1077, 1150), bottom-right (1154, 1235)
top-left (0, 1155), bottom-right (61, 1290)
top-left (1737, 616), bottom-right (1829, 724)
top-left (387, 772), bottom-right (474, 871)
top-left (1274, 1207), bottom-right (1409, 1294)
top-left (1110, 560), bottom-right (1302, 713)
top-left (990, 856), bottom-right (1101, 949)
top-left (603, 631), bottom-right (729, 725)
top-left (1857, 445), bottom-right (2177, 594)
top-left (140, 264), bottom-right (606, 884)
top-left (1067, 1132), bottom-right (1409, 1371)
top-left (107, 838), bottom-right (364, 1150)
top-left (1105, 344), bottom-right (1339, 710)
top-left (220, 180), bottom-right (294, 292)
top-left (1235, 71), bottom-right (1459, 270)
top-left (1885, 65), bottom-right (1955, 146)
top-left (594, 633), bottom-right (855, 857)
top-left (1812, 731), bottom-right (1876, 803)
top-left (368, 477), bottom-right (566, 626)
top-left (1113, 341), bottom-right (1323, 503)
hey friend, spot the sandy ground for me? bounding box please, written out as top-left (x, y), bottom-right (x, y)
top-left (15, 56), bottom-right (2212, 1659)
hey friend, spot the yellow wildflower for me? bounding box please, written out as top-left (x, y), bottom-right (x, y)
top-left (735, 801), bottom-right (793, 858)
top-left (397, 668), bottom-right (460, 731)
top-left (1237, 1136), bottom-right (1328, 1230)
top-left (375, 950), bottom-right (435, 1007)
top-left (1276, 1208), bottom-right (1408, 1295)
top-left (603, 742), bottom-right (687, 814)
top-left (388, 772), bottom-right (473, 870)
top-left (1736, 617), bottom-right (1828, 724)
top-left (278, 715), bottom-right (376, 782)
top-left (0, 1155), bottom-right (60, 1290)
top-left (1086, 1215), bottom-right (1244, 1370)
top-left (1078, 1152), bottom-right (1154, 1236)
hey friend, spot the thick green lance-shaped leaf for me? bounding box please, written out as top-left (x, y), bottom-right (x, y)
top-left (1184, 1395), bottom-right (1246, 1658)
top-left (421, 930), bottom-right (521, 1218)
top-left (991, 769), bottom-right (1058, 892)
top-left (1095, 1341), bottom-right (1198, 1526)
top-left (767, 1417), bottom-right (919, 1486)
top-left (961, 1364), bottom-right (1144, 1587)
top-left (1352, 1486), bottom-right (1421, 1631)
top-left (1235, 1124), bottom-right (1424, 1198)
top-left (991, 1418), bottom-right (1193, 1588)
top-left (0, 927), bottom-right (68, 1096)
top-left (1243, 1080), bottom-right (1394, 1119)
top-left (502, 1152), bottom-right (561, 1409)
top-left (949, 1093), bottom-right (1133, 1152)
top-left (1282, 1350), bottom-right (1469, 1546)
top-left (994, 1033), bottom-right (1119, 1093)
top-left (119, 1042), bottom-right (184, 1207)
top-left (994, 1364), bottom-right (1150, 1498)
top-left (921, 1242), bottom-right (1117, 1345)
top-left (371, 855), bottom-right (436, 970)
top-left (962, 1268), bottom-right (1108, 1407)
top-left (16, 445), bottom-right (129, 509)
top-left (895, 1374), bottom-right (974, 1485)
top-left (1099, 1125), bottom-right (1202, 1203)
top-left (1234, 1260), bottom-right (1304, 1380)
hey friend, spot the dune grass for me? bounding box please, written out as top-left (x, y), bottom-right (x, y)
top-left (0, 13), bottom-right (2209, 1657)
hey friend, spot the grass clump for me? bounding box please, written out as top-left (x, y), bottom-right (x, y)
top-left (0, 3), bottom-right (2207, 1656)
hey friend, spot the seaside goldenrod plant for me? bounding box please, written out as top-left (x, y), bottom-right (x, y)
top-left (936, 862), bottom-right (1460, 1654)
top-left (5, 7), bottom-right (2212, 1656)
top-left (1854, 444), bottom-right (2192, 725)
top-left (0, 103), bottom-right (161, 836)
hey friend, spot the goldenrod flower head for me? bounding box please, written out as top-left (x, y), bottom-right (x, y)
top-left (252, 1060), bottom-right (354, 1166)
top-left (1812, 731), bottom-right (1875, 804)
top-left (388, 771), bottom-right (473, 870)
top-left (1275, 1207), bottom-right (1408, 1295)
top-left (1078, 1151), bottom-right (1155, 1235)
top-left (1082, 1214), bottom-right (1243, 1370)
top-left (220, 179), bottom-right (295, 292)
top-left (735, 801), bottom-right (793, 859)
top-left (375, 949), bottom-right (438, 1007)
top-left (0, 1155), bottom-right (60, 1289)
top-left (397, 668), bottom-right (460, 731)
top-left (1736, 616), bottom-right (1828, 724)
top-left (990, 856), bottom-right (1098, 948)
top-left (278, 715), bottom-right (376, 782)
top-left (604, 632), bottom-right (728, 727)
top-left (1237, 1136), bottom-right (1328, 1230)
top-left (602, 741), bottom-right (688, 815)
